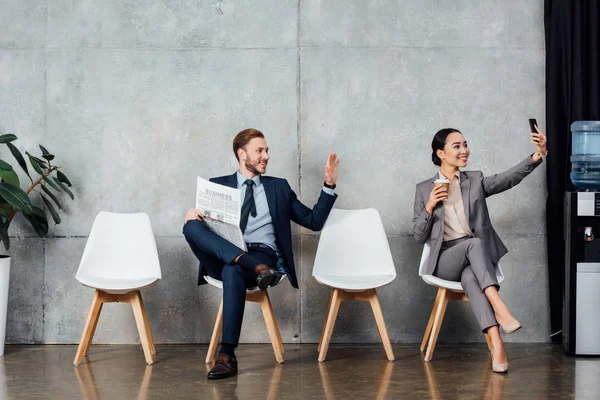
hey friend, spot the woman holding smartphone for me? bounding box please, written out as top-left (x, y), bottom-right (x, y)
top-left (412, 125), bottom-right (547, 372)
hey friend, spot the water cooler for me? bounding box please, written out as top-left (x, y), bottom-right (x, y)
top-left (564, 192), bottom-right (600, 355)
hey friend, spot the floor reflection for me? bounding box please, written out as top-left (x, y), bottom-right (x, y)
top-left (318, 359), bottom-right (394, 400)
top-left (0, 358), bottom-right (7, 399)
top-left (575, 357), bottom-right (600, 399)
top-left (424, 358), bottom-right (506, 400)
top-left (204, 361), bottom-right (283, 400)
top-left (74, 362), bottom-right (153, 400)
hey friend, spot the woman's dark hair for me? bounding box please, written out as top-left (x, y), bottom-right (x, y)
top-left (431, 128), bottom-right (462, 166)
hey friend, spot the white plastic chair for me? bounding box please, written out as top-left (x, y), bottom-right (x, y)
top-left (418, 242), bottom-right (505, 362)
top-left (313, 208), bottom-right (396, 362)
top-left (204, 274), bottom-right (287, 364)
top-left (73, 212), bottom-right (162, 366)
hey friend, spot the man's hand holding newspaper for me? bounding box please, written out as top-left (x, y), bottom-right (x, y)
top-left (187, 177), bottom-right (247, 251)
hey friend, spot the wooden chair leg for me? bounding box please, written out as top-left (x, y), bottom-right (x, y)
top-left (130, 291), bottom-right (154, 365)
top-left (138, 294), bottom-right (156, 355)
top-left (366, 290), bottom-right (395, 361)
top-left (259, 291), bottom-right (284, 364)
top-left (84, 300), bottom-right (103, 356)
top-left (318, 289), bottom-right (342, 363)
top-left (318, 293), bottom-right (334, 353)
top-left (424, 289), bottom-right (450, 362)
top-left (484, 333), bottom-right (492, 352)
top-left (74, 290), bottom-right (104, 366)
top-left (267, 294), bottom-right (284, 354)
top-left (421, 288), bottom-right (443, 353)
top-left (206, 299), bottom-right (224, 364)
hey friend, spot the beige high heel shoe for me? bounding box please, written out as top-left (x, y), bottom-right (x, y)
top-left (490, 345), bottom-right (509, 373)
top-left (492, 362), bottom-right (508, 373)
top-left (495, 314), bottom-right (522, 335)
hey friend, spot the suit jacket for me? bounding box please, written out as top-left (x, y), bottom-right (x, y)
top-left (413, 156), bottom-right (542, 275)
top-left (198, 172), bottom-right (337, 289)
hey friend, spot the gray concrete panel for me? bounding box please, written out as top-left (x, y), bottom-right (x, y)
top-left (300, 46), bottom-right (545, 236)
top-left (45, 48), bottom-right (298, 237)
top-left (47, 0), bottom-right (297, 49)
top-left (0, 0), bottom-right (46, 48)
top-left (300, 0), bottom-right (544, 49)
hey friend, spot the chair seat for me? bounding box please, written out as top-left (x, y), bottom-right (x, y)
top-left (314, 274), bottom-right (396, 292)
top-left (204, 274), bottom-right (287, 293)
top-left (421, 269), bottom-right (505, 293)
top-left (76, 275), bottom-right (159, 294)
top-left (421, 274), bottom-right (465, 292)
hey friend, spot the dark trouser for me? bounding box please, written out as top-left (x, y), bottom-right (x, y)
top-left (434, 236), bottom-right (499, 332)
top-left (183, 220), bottom-right (278, 346)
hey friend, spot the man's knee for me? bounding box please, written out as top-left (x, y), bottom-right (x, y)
top-left (183, 220), bottom-right (205, 242)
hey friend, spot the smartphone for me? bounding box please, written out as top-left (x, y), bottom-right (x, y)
top-left (528, 118), bottom-right (538, 133)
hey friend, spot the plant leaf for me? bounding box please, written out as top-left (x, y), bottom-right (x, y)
top-left (56, 171), bottom-right (72, 187)
top-left (25, 152), bottom-right (47, 169)
top-left (0, 169), bottom-right (20, 187)
top-left (26, 152), bottom-right (44, 175)
top-left (0, 198), bottom-right (13, 215)
top-left (0, 183), bottom-right (32, 214)
top-left (39, 144), bottom-right (55, 161)
top-left (40, 194), bottom-right (61, 224)
top-left (0, 159), bottom-right (13, 171)
top-left (0, 214), bottom-right (9, 251)
top-left (41, 184), bottom-right (62, 209)
top-left (22, 206), bottom-right (48, 237)
top-left (42, 175), bottom-right (61, 191)
top-left (7, 142), bottom-right (31, 180)
top-left (0, 134), bottom-right (17, 144)
top-left (53, 178), bottom-right (74, 200)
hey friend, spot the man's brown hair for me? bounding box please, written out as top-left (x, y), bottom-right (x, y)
top-left (233, 128), bottom-right (265, 161)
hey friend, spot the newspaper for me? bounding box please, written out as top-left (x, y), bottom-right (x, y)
top-left (195, 176), bottom-right (246, 251)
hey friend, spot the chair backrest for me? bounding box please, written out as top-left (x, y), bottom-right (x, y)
top-left (76, 212), bottom-right (162, 280)
top-left (418, 242), bottom-right (504, 282)
top-left (312, 208), bottom-right (396, 278)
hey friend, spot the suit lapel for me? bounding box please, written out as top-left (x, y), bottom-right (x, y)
top-left (224, 172), bottom-right (238, 189)
top-left (262, 177), bottom-right (278, 224)
top-left (459, 171), bottom-right (471, 225)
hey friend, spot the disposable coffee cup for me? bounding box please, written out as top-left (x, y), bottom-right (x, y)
top-left (434, 178), bottom-right (450, 192)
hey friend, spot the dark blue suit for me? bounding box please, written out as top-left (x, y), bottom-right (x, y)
top-left (183, 172), bottom-right (337, 346)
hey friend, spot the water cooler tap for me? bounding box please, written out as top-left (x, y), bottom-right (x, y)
top-left (584, 227), bottom-right (594, 242)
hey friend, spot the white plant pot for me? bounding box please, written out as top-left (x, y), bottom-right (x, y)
top-left (0, 256), bottom-right (10, 356)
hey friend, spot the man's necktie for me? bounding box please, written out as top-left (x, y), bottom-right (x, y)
top-left (240, 179), bottom-right (257, 232)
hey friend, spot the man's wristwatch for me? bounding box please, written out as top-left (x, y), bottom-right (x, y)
top-left (324, 181), bottom-right (336, 189)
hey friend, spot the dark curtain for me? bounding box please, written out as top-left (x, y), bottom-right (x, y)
top-left (544, 0), bottom-right (600, 342)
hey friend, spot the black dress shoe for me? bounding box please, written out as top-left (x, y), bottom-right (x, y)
top-left (269, 272), bottom-right (284, 288)
top-left (207, 353), bottom-right (238, 380)
top-left (255, 265), bottom-right (279, 290)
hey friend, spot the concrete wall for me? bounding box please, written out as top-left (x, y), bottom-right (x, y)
top-left (0, 0), bottom-right (548, 344)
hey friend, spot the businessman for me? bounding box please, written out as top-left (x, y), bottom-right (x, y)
top-left (184, 128), bottom-right (340, 379)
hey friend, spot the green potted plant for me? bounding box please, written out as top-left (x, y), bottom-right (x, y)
top-left (0, 131), bottom-right (74, 356)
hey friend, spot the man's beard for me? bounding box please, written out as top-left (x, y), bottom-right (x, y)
top-left (245, 159), bottom-right (267, 175)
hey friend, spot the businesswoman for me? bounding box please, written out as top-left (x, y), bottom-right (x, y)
top-left (412, 126), bottom-right (547, 372)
